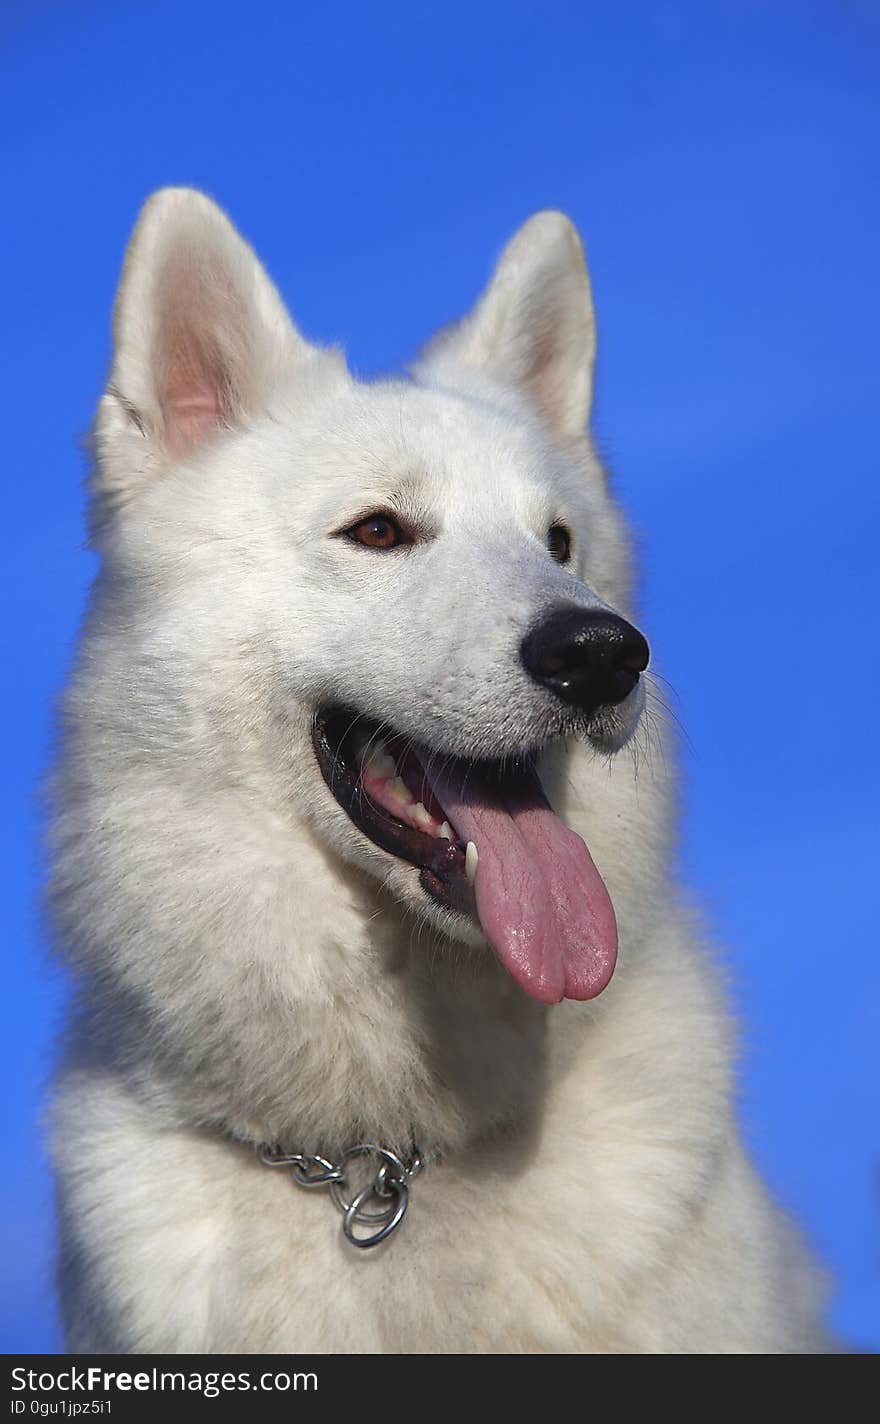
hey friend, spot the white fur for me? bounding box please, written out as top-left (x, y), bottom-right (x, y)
top-left (49, 190), bottom-right (827, 1353)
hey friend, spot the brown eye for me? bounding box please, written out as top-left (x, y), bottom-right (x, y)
top-left (345, 514), bottom-right (408, 550)
top-left (547, 524), bottom-right (571, 564)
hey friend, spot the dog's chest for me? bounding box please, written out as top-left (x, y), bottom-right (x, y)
top-left (177, 1147), bottom-right (640, 1352)
top-left (87, 1092), bottom-right (693, 1354)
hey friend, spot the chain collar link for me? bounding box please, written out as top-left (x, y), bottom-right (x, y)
top-left (259, 1142), bottom-right (424, 1248)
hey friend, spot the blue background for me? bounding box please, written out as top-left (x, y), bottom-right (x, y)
top-left (3, 0), bottom-right (877, 1353)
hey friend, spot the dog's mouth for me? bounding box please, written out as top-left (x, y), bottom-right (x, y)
top-left (313, 707), bottom-right (618, 1004)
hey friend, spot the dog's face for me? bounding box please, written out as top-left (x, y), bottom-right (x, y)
top-left (92, 190), bottom-right (648, 1007)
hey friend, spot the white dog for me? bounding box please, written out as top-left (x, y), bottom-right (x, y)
top-left (48, 190), bottom-right (827, 1352)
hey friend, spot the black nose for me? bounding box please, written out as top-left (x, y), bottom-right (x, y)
top-left (520, 607), bottom-right (650, 714)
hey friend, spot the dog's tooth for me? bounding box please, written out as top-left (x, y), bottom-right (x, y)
top-left (465, 841), bottom-right (479, 885)
top-left (413, 801), bottom-right (433, 829)
top-left (388, 775), bottom-right (413, 804)
top-left (437, 821), bottom-right (453, 841)
top-left (364, 745), bottom-right (395, 779)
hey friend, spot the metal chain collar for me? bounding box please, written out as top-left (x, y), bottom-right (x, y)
top-left (258, 1142), bottom-right (424, 1248)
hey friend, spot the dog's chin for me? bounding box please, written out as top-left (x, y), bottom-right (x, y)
top-left (386, 862), bottom-right (490, 950)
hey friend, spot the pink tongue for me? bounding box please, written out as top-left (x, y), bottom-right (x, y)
top-left (425, 761), bottom-right (618, 1004)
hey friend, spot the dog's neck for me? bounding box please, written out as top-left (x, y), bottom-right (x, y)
top-left (61, 735), bottom-right (662, 1162)
top-left (233, 919), bottom-right (555, 1163)
top-left (74, 870), bottom-right (555, 1163)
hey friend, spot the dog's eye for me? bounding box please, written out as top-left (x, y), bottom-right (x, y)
top-left (547, 524), bottom-right (571, 564)
top-left (344, 514), bottom-right (410, 550)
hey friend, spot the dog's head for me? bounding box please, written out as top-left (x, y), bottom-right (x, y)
top-left (90, 190), bottom-right (649, 1006)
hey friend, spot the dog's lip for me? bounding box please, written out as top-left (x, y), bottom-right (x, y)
top-left (311, 707), bottom-right (476, 914)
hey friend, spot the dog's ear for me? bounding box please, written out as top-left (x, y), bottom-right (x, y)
top-left (417, 211), bottom-right (596, 444)
top-left (93, 188), bottom-right (313, 512)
